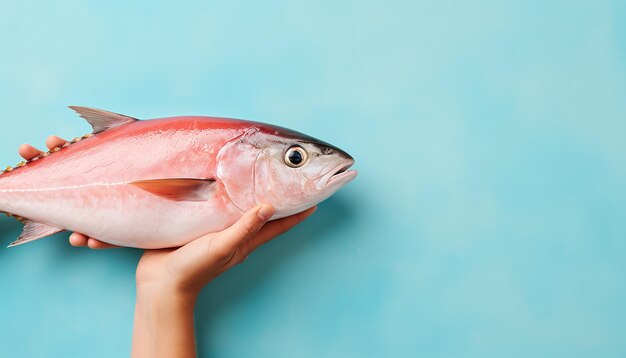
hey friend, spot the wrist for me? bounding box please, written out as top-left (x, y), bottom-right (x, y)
top-left (136, 281), bottom-right (198, 312)
top-left (133, 282), bottom-right (198, 358)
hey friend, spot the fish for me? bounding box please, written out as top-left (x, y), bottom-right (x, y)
top-left (0, 107), bottom-right (357, 249)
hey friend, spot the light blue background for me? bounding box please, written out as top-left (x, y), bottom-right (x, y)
top-left (1, 1), bottom-right (625, 357)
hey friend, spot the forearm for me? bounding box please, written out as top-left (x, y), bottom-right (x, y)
top-left (132, 286), bottom-right (197, 358)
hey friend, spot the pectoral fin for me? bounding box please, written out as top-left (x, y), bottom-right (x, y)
top-left (8, 220), bottom-right (65, 248)
top-left (130, 178), bottom-right (216, 201)
top-left (69, 106), bottom-right (138, 134)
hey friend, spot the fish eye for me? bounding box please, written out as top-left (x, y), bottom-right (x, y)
top-left (284, 146), bottom-right (308, 168)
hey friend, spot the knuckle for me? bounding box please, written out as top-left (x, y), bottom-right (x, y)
top-left (242, 226), bottom-right (257, 238)
top-left (240, 221), bottom-right (260, 238)
top-left (219, 247), bottom-right (239, 266)
top-left (208, 240), bottom-right (234, 261)
top-left (216, 248), bottom-right (232, 261)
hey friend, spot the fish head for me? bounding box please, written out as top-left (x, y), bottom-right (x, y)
top-left (216, 124), bottom-right (357, 218)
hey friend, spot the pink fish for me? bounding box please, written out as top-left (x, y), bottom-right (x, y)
top-left (0, 107), bottom-right (357, 248)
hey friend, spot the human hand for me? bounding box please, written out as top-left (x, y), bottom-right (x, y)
top-left (129, 203), bottom-right (316, 358)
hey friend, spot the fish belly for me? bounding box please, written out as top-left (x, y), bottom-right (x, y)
top-left (0, 182), bottom-right (241, 248)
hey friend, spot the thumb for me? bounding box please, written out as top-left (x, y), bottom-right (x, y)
top-left (211, 204), bottom-right (275, 261)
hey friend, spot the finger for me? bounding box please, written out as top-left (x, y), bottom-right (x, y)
top-left (69, 232), bottom-right (89, 247)
top-left (46, 136), bottom-right (67, 150)
top-left (240, 206), bottom-right (317, 258)
top-left (18, 144), bottom-right (43, 161)
top-left (209, 204), bottom-right (275, 263)
top-left (69, 233), bottom-right (120, 249)
top-left (87, 238), bottom-right (120, 250)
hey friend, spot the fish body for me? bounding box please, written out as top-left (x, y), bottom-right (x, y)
top-left (0, 107), bottom-right (357, 248)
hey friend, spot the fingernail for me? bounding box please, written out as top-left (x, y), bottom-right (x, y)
top-left (258, 204), bottom-right (275, 221)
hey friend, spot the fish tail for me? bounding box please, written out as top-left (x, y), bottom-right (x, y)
top-left (0, 148), bottom-right (70, 247)
top-left (0, 176), bottom-right (66, 248)
top-left (1, 211), bottom-right (64, 248)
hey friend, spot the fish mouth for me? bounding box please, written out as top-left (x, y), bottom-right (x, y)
top-left (316, 159), bottom-right (358, 190)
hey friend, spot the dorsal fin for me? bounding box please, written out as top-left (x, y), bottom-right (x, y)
top-left (68, 106), bottom-right (138, 134)
top-left (8, 219), bottom-right (64, 248)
